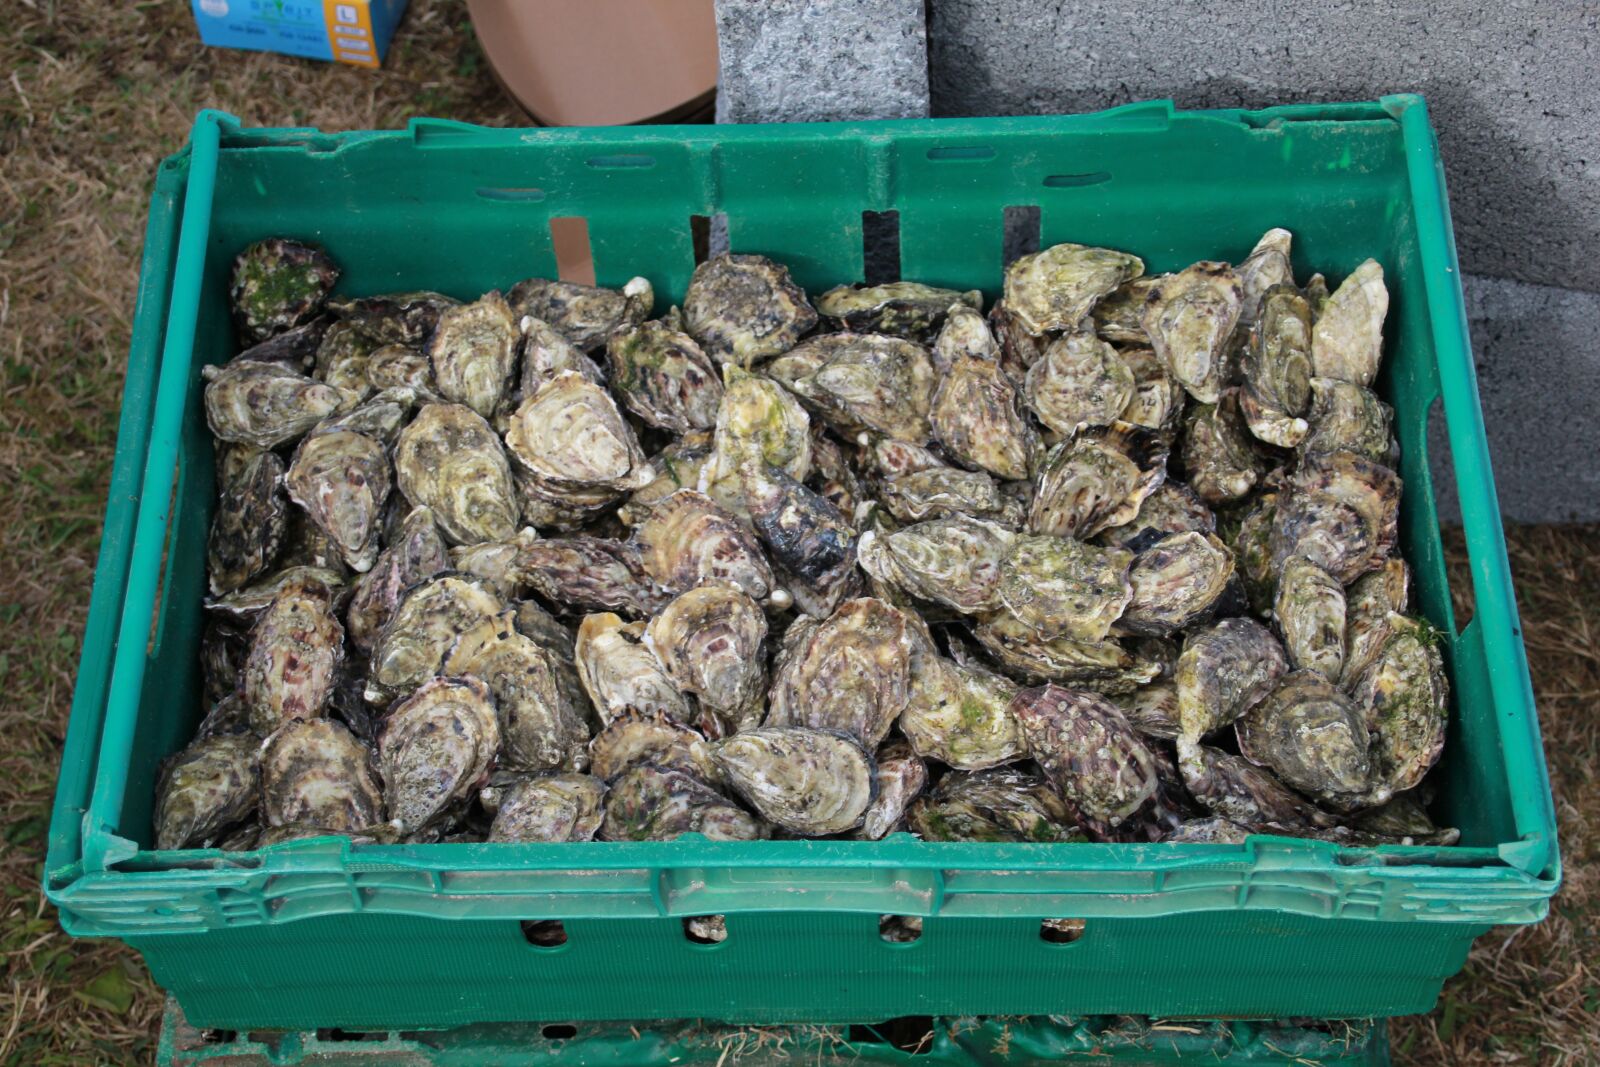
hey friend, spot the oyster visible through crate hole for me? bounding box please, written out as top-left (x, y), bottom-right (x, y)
top-left (769, 333), bottom-right (936, 444)
top-left (575, 612), bottom-right (694, 726)
top-left (712, 727), bottom-right (876, 837)
top-left (488, 774), bottom-right (608, 843)
top-left (517, 537), bottom-right (667, 616)
top-left (973, 611), bottom-right (1160, 695)
top-left (632, 490), bottom-right (774, 603)
top-left (645, 585), bottom-right (768, 732)
top-left (1141, 261), bottom-right (1243, 404)
top-left (505, 371), bottom-right (654, 493)
top-left (1237, 670), bottom-right (1375, 810)
top-left (365, 574), bottom-right (503, 706)
top-left (328, 291), bottom-right (460, 347)
top-left (378, 675), bottom-right (501, 836)
top-left (606, 318), bottom-right (723, 433)
top-left (519, 316), bottom-right (606, 398)
top-left (932, 302), bottom-right (1001, 374)
top-left (443, 610), bottom-right (590, 774)
top-left (909, 765), bottom-right (1080, 843)
top-left (1238, 283), bottom-right (1313, 448)
top-left (153, 734), bottom-right (259, 850)
top-left (1092, 275), bottom-right (1164, 344)
top-left (1182, 391), bottom-right (1267, 506)
top-left (508, 276), bottom-right (653, 352)
top-left (428, 291), bottom-right (519, 419)
top-left (682, 254), bottom-right (817, 366)
top-left (995, 535), bottom-right (1133, 643)
top-left (1004, 242), bottom-right (1144, 334)
top-left (1162, 816), bottom-right (1251, 844)
top-left (1301, 378), bottom-right (1395, 464)
top-left (1350, 614), bottom-right (1448, 796)
top-left (1174, 617), bottom-right (1288, 741)
top-left (1116, 345), bottom-right (1185, 431)
top-left (1114, 679), bottom-right (1181, 740)
top-left (1311, 259), bottom-right (1387, 387)
top-left (767, 598), bottom-right (914, 749)
top-left (1097, 482), bottom-right (1215, 553)
top-left (1342, 558), bottom-right (1411, 685)
top-left (857, 739), bottom-right (928, 840)
top-left (931, 346), bottom-right (1040, 482)
top-left (241, 574), bottom-right (346, 735)
top-left (230, 238), bottom-right (340, 344)
top-left (600, 765), bottom-right (764, 842)
top-left (1175, 737), bottom-right (1337, 832)
top-left (314, 320), bottom-right (380, 402)
top-left (367, 343), bottom-right (437, 397)
top-left (1010, 685), bottom-right (1161, 833)
top-left (207, 449), bottom-right (288, 596)
top-left (699, 365), bottom-right (813, 516)
top-left (1028, 425), bottom-right (1168, 540)
top-left (1120, 532), bottom-right (1235, 637)
top-left (857, 514), bottom-right (1013, 614)
top-left (1025, 330), bottom-right (1135, 437)
top-left (588, 711), bottom-right (719, 783)
top-left (1274, 555), bottom-right (1346, 681)
top-left (899, 636), bottom-right (1024, 771)
top-left (1269, 450), bottom-right (1400, 584)
top-left (260, 717), bottom-right (383, 832)
top-left (394, 403), bottom-right (519, 546)
top-left (450, 527), bottom-right (542, 600)
top-left (739, 462), bottom-right (859, 618)
top-left (203, 360), bottom-right (359, 450)
top-left (816, 281), bottom-right (982, 341)
top-left (344, 506), bottom-right (450, 654)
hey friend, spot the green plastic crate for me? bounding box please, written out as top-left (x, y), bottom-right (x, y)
top-left (47, 97), bottom-right (1558, 1031)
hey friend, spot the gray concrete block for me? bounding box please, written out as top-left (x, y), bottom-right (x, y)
top-left (1428, 274), bottom-right (1600, 524)
top-left (714, 0), bottom-right (930, 124)
top-left (928, 0), bottom-right (1600, 296)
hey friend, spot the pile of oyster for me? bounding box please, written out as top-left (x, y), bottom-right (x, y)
top-left (155, 232), bottom-right (1455, 851)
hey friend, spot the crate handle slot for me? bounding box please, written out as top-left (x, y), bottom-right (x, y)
top-left (1043, 172), bottom-right (1112, 188)
top-left (476, 186), bottom-right (547, 202)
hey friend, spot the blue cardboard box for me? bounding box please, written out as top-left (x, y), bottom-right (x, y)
top-left (190, 0), bottom-right (408, 68)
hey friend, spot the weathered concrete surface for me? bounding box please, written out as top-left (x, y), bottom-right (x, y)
top-left (928, 0), bottom-right (1600, 296)
top-left (1429, 274), bottom-right (1600, 524)
top-left (715, 0), bottom-right (930, 124)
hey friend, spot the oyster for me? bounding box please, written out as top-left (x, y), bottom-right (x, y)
top-left (241, 575), bottom-right (345, 735)
top-left (1350, 614), bottom-right (1448, 796)
top-left (1269, 450), bottom-right (1401, 583)
top-left (1238, 284), bottom-right (1313, 448)
top-left (767, 598), bottom-right (914, 748)
top-left (1235, 228), bottom-right (1295, 327)
top-left (512, 468), bottom-right (618, 531)
top-left (1028, 426), bottom-right (1168, 540)
top-left (314, 320), bottom-right (379, 401)
top-left (203, 360), bottom-right (358, 449)
top-left (1114, 679), bottom-right (1181, 740)
top-left (517, 537), bottom-right (666, 616)
top-left (807, 427), bottom-right (867, 518)
top-left (606, 318), bottom-right (723, 432)
top-left (1141, 261), bottom-right (1243, 404)
top-left (930, 345), bottom-right (1039, 481)
top-left (1237, 670), bottom-right (1374, 810)
top-left (278, 506), bottom-right (350, 574)
top-left (195, 689), bottom-right (252, 739)
top-left (646, 585), bottom-right (768, 731)
top-left (1301, 378), bottom-right (1395, 463)
top-left (394, 403), bottom-right (519, 546)
top-left (443, 610), bottom-right (590, 773)
top-left (1182, 391), bottom-right (1267, 506)
top-left (1010, 685), bottom-right (1160, 832)
top-left (345, 506), bottom-right (450, 653)
top-left (508, 276), bottom-right (653, 351)
top-left (1342, 558), bottom-right (1411, 684)
top-left (619, 433), bottom-right (716, 526)
top-left (1004, 243), bottom-right (1143, 334)
top-left (877, 464), bottom-right (1010, 524)
top-left (234, 318), bottom-right (328, 373)
top-left (740, 463), bottom-right (860, 618)
top-left (285, 409), bottom-right (398, 573)
top-left (1117, 345), bottom-right (1185, 431)
top-left (328, 291), bottom-right (460, 346)
top-left (712, 727), bottom-right (875, 837)
top-left (153, 734), bottom-right (259, 850)
top-left (1097, 483), bottom-right (1215, 553)
top-left (816, 281), bottom-right (982, 340)
top-left (899, 640), bottom-right (1024, 770)
top-left (1225, 489), bottom-right (1279, 614)
top-left (511, 598), bottom-right (577, 659)
top-left (910, 766), bottom-right (1080, 842)
top-left (366, 343), bottom-right (438, 395)
top-left (450, 527), bottom-right (541, 599)
top-left (429, 291), bottom-right (518, 418)
top-left (856, 515), bottom-right (1012, 614)
top-left (769, 333), bottom-right (935, 443)
top-left (259, 718), bottom-right (383, 832)
top-left (488, 774), bottom-right (608, 843)
top-left (995, 535), bottom-right (1133, 642)
top-left (1311, 259), bottom-right (1387, 386)
top-left (366, 574), bottom-right (503, 705)
top-left (378, 676), bottom-right (501, 835)
top-left (1274, 555), bottom-right (1346, 681)
top-left (205, 566), bottom-right (346, 627)
top-left (588, 712), bottom-right (719, 783)
top-left (682, 254), bottom-right (816, 366)
top-left (230, 239), bottom-right (339, 343)
top-left (1175, 738), bottom-right (1336, 832)
top-left (207, 449), bottom-right (288, 595)
top-left (575, 612), bottom-right (694, 725)
top-left (973, 612), bottom-right (1159, 694)
top-left (698, 365), bottom-right (813, 515)
top-left (1350, 789), bottom-right (1460, 847)
top-left (505, 371), bottom-right (653, 493)
top-left (1163, 816), bottom-right (1251, 844)
top-left (1120, 532), bottom-right (1235, 636)
top-left (1024, 330), bottom-right (1135, 436)
top-left (1304, 273), bottom-right (1331, 319)
top-left (1092, 275), bottom-right (1163, 344)
top-left (632, 490), bottom-right (774, 603)
top-left (856, 739), bottom-right (928, 840)
top-left (987, 300), bottom-right (1050, 382)
top-left (1174, 617), bottom-right (1288, 741)
top-left (599, 765), bottom-right (764, 841)
top-left (519, 315), bottom-right (606, 395)
top-left (932, 302), bottom-right (1001, 373)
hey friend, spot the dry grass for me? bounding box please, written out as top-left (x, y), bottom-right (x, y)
top-left (0, 2), bottom-right (1594, 1063)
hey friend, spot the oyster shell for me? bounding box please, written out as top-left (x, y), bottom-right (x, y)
top-left (987, 300), bottom-right (1049, 383)
top-left (207, 449), bottom-right (289, 595)
top-left (682, 254), bottom-right (816, 366)
top-left (1141, 261), bottom-right (1243, 404)
top-left (314, 320), bottom-right (379, 401)
top-left (1097, 482), bottom-right (1215, 553)
top-left (1269, 450), bottom-right (1400, 584)
top-left (345, 506), bottom-right (450, 654)
top-left (619, 433), bottom-right (716, 527)
top-left (429, 291), bottom-right (518, 418)
top-left (1024, 330), bottom-right (1135, 436)
top-left (816, 282), bottom-right (982, 341)
top-left (203, 360), bottom-right (358, 449)
top-left (973, 612), bottom-right (1159, 694)
top-left (1238, 284), bottom-right (1313, 448)
top-left (234, 317), bottom-right (328, 373)
top-left (505, 371), bottom-right (653, 493)
top-left (1092, 275), bottom-right (1163, 344)
top-left (278, 506), bottom-right (351, 574)
top-left (698, 365), bottom-right (813, 515)
top-left (1342, 558), bottom-right (1411, 684)
top-left (909, 766), bottom-right (1080, 842)
top-left (1010, 684), bottom-right (1161, 832)
top-left (930, 347), bottom-right (1039, 481)
top-left (1163, 816), bottom-right (1251, 844)
top-left (1301, 378), bottom-right (1395, 464)
top-left (516, 537), bottom-right (666, 616)
top-left (1174, 617), bottom-right (1289, 741)
top-left (877, 464), bottom-right (1010, 524)
top-left (366, 574), bottom-right (503, 705)
top-left (508, 276), bottom-right (652, 351)
top-left (766, 598), bottom-right (914, 748)
top-left (899, 639), bottom-right (1024, 770)
top-left (769, 333), bottom-right (935, 444)
top-left (1236, 228), bottom-right (1295, 327)
top-left (575, 612), bottom-right (694, 725)
top-left (1175, 737), bottom-right (1336, 832)
top-left (1274, 555), bottom-right (1346, 681)
top-left (1028, 426), bottom-right (1168, 540)
top-left (606, 319), bottom-right (723, 432)
top-left (712, 727), bottom-right (875, 837)
top-left (511, 598), bottom-right (577, 659)
top-left (488, 774), bottom-right (608, 843)
top-left (153, 734), bottom-right (260, 850)
top-left (1114, 679), bottom-right (1181, 740)
top-left (856, 739), bottom-right (928, 840)
top-left (1310, 259), bottom-right (1387, 386)
top-left (1350, 789), bottom-right (1460, 846)
top-left (932, 302), bottom-right (1001, 374)
top-left (646, 584), bottom-right (768, 731)
top-left (394, 403), bottom-right (519, 546)
top-left (587, 712), bottom-right (718, 783)
top-left (1182, 391), bottom-right (1267, 506)
top-left (1350, 614), bottom-right (1448, 796)
top-left (366, 343), bottom-right (438, 395)
top-left (1226, 489), bottom-right (1279, 615)
top-left (1236, 670), bottom-right (1374, 810)
top-left (230, 239), bottom-right (340, 343)
top-left (1004, 243), bottom-right (1143, 334)
top-left (286, 421), bottom-right (394, 574)
top-left (328, 291), bottom-right (460, 346)
top-left (740, 463), bottom-right (859, 618)
top-left (1120, 532), bottom-right (1235, 636)
top-left (205, 566), bottom-right (347, 627)
top-left (995, 535), bottom-right (1133, 642)
top-left (632, 490), bottom-right (774, 603)
top-left (260, 718), bottom-right (383, 832)
top-left (856, 515), bottom-right (1012, 614)
top-left (519, 315), bottom-right (606, 396)
top-left (599, 765), bottom-right (764, 841)
top-left (1304, 273), bottom-right (1331, 319)
top-left (1117, 345), bottom-right (1185, 431)
top-left (450, 527), bottom-right (541, 599)
top-left (241, 574), bottom-right (345, 735)
top-left (378, 675), bottom-right (501, 835)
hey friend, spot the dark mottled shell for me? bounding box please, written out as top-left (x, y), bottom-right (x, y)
top-left (260, 717), bottom-right (383, 832)
top-left (910, 766), bottom-right (1081, 842)
top-left (1098, 482), bottom-right (1216, 553)
top-left (516, 537), bottom-right (667, 617)
top-left (230, 239), bottom-right (339, 343)
top-left (1175, 737), bottom-right (1337, 832)
top-left (816, 282), bottom-right (982, 341)
top-left (1142, 261), bottom-right (1242, 404)
top-left (328, 291), bottom-right (460, 346)
top-left (1269, 450), bottom-right (1401, 584)
top-left (488, 774), bottom-right (608, 843)
top-left (1004, 243), bottom-right (1143, 334)
top-left (599, 765), bottom-right (764, 841)
top-left (1120, 532), bottom-right (1235, 636)
top-left (153, 734), bottom-right (259, 850)
top-left (1183, 391), bottom-right (1267, 506)
top-left (767, 598), bottom-right (914, 749)
top-left (207, 449), bottom-right (288, 595)
top-left (712, 727), bottom-right (875, 836)
top-left (1301, 377), bottom-right (1395, 464)
top-left (1236, 670), bottom-right (1373, 810)
top-left (632, 490), bottom-right (774, 603)
top-left (345, 506), bottom-right (450, 654)
top-left (682, 255), bottom-right (816, 366)
top-left (1092, 275), bottom-right (1164, 344)
top-left (378, 675), bottom-right (501, 835)
top-left (1350, 614), bottom-right (1448, 796)
top-left (1350, 789), bottom-right (1460, 846)
top-left (607, 319), bottom-right (724, 432)
top-left (366, 574), bottom-right (503, 705)
top-left (314, 319), bottom-right (380, 401)
top-left (241, 575), bottom-right (345, 735)
top-left (740, 464), bottom-right (859, 618)
top-left (508, 276), bottom-right (653, 352)
top-left (1028, 425), bottom-right (1168, 539)
top-left (205, 566), bottom-right (347, 627)
top-left (1174, 617), bottom-right (1288, 741)
top-left (234, 317), bottom-right (328, 373)
top-left (1010, 684), bottom-right (1160, 831)
top-left (1114, 679), bottom-right (1181, 740)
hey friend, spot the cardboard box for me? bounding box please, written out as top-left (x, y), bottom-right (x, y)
top-left (189, 0), bottom-right (408, 68)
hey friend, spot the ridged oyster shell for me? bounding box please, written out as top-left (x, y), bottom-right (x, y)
top-left (1010, 684), bottom-right (1161, 832)
top-left (208, 449), bottom-right (288, 595)
top-left (366, 575), bottom-right (503, 705)
top-left (1004, 243), bottom-right (1143, 334)
top-left (153, 734), bottom-right (260, 850)
top-left (242, 574), bottom-right (345, 735)
top-left (260, 717), bottom-right (383, 833)
top-left (429, 291), bottom-right (518, 418)
top-left (508, 276), bottom-right (652, 351)
top-left (682, 254), bottom-right (817, 366)
top-left (488, 774), bottom-right (608, 843)
top-left (1142, 262), bottom-right (1243, 404)
top-left (203, 360), bottom-right (358, 449)
top-left (599, 765), bottom-right (764, 841)
top-left (646, 584), bottom-right (768, 732)
top-left (378, 675), bottom-right (501, 835)
top-left (767, 598), bottom-right (914, 748)
top-left (575, 612), bottom-right (694, 726)
top-left (344, 506), bottom-right (450, 654)
top-left (712, 727), bottom-right (875, 836)
top-left (816, 281), bottom-right (981, 341)
top-left (606, 316), bottom-right (723, 432)
top-left (394, 403), bottom-right (519, 546)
